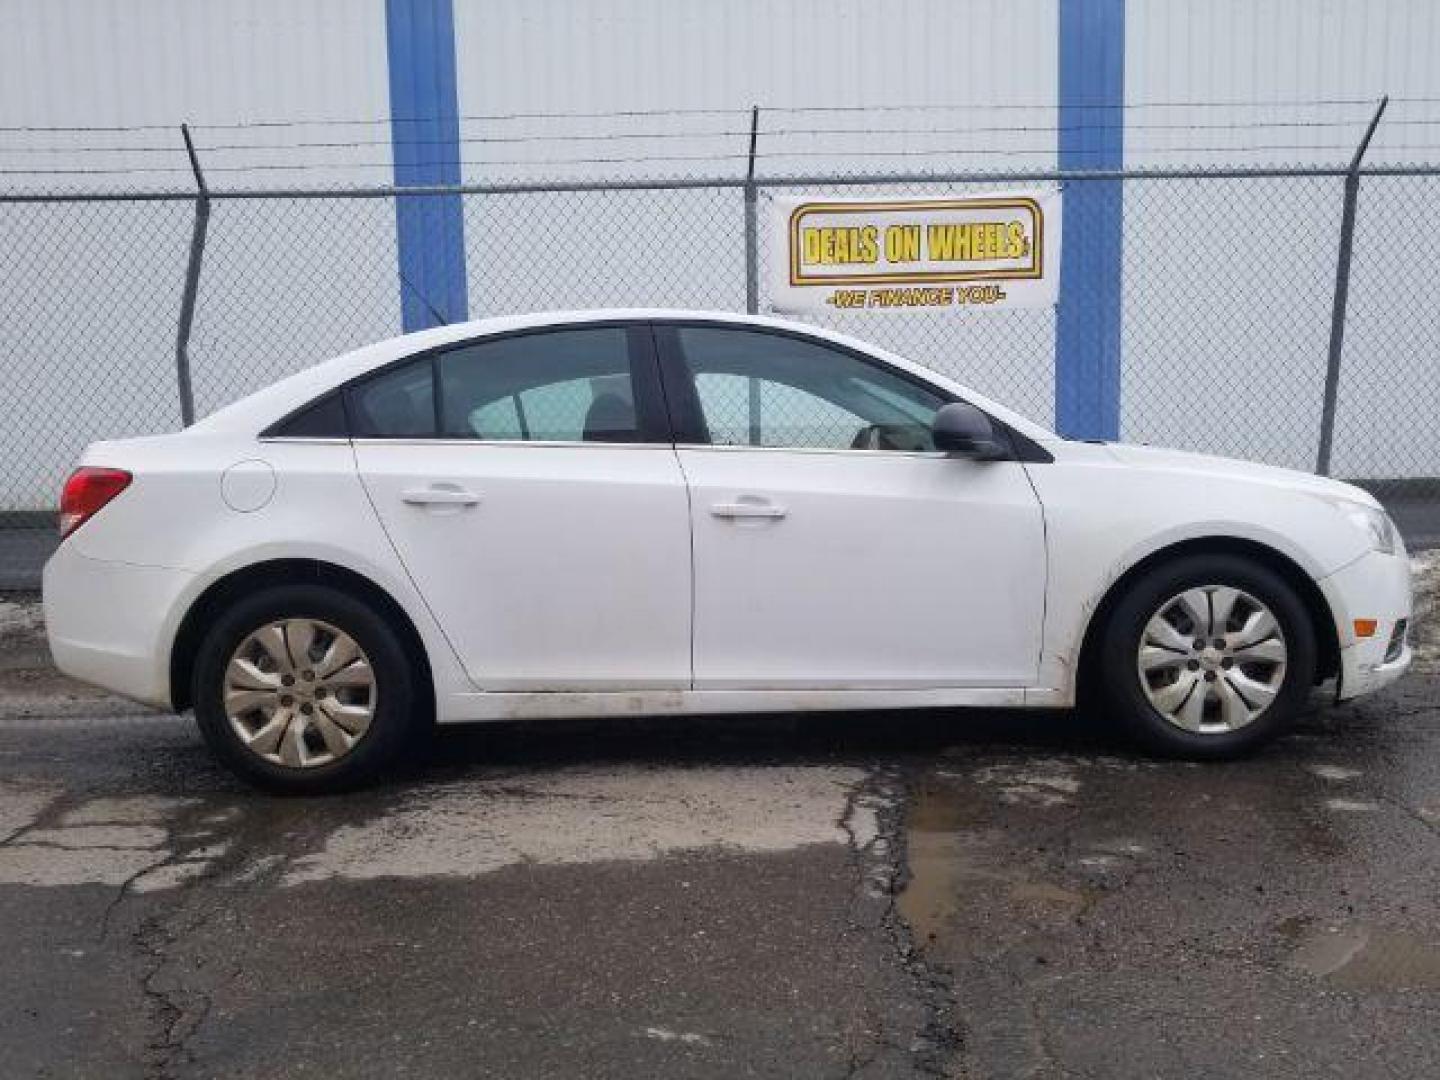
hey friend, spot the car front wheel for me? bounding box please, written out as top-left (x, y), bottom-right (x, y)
top-left (1097, 553), bottom-right (1318, 759)
top-left (193, 583), bottom-right (419, 793)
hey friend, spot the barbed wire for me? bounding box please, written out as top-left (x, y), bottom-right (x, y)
top-left (6, 117), bottom-right (1425, 155)
top-left (7, 143), bottom-right (1425, 178)
top-left (4, 96), bottom-right (1437, 180)
top-left (1, 94), bottom-right (1431, 136)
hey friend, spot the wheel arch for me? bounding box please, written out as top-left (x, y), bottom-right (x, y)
top-left (168, 558), bottom-right (435, 717)
top-left (1075, 536), bottom-right (1341, 702)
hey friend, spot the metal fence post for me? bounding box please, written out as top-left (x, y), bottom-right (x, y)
top-left (743, 105), bottom-right (762, 443)
top-left (174, 122), bottom-right (210, 428)
top-left (1315, 96), bottom-right (1388, 476)
top-left (743, 105), bottom-right (760, 316)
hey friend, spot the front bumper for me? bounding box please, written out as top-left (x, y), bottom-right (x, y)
top-left (42, 543), bottom-right (194, 709)
top-left (1316, 547), bottom-right (1414, 701)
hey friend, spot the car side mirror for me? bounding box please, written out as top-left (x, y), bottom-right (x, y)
top-left (931, 402), bottom-right (1008, 460)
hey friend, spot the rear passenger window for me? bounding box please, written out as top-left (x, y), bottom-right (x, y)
top-left (349, 357), bottom-right (435, 438)
top-left (436, 327), bottom-right (638, 443)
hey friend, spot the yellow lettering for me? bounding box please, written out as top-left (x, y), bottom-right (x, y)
top-left (928, 220), bottom-right (1031, 263)
top-left (802, 226), bottom-right (879, 265)
top-left (859, 225), bottom-right (879, 263)
top-left (884, 225), bottom-right (921, 264)
top-left (803, 228), bottom-right (821, 265)
top-left (1006, 221), bottom-right (1027, 259)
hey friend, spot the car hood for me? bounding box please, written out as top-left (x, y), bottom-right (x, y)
top-left (1092, 442), bottom-right (1380, 508)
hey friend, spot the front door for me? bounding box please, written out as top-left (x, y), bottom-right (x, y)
top-left (351, 324), bottom-right (692, 691)
top-left (657, 323), bottom-right (1046, 690)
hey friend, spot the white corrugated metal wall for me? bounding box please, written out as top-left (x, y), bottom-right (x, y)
top-left (452, 0), bottom-right (1061, 432)
top-left (1123, 1), bottom-right (1440, 474)
top-left (1, 0), bottom-right (1437, 508)
top-left (0, 0), bottom-right (398, 507)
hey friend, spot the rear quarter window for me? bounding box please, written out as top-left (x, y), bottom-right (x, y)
top-left (265, 393), bottom-right (349, 438)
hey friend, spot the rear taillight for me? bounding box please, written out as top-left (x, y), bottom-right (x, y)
top-left (59, 467), bottom-right (132, 540)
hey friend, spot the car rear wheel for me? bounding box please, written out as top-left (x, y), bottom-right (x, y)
top-left (193, 583), bottom-right (419, 793)
top-left (1097, 553), bottom-right (1317, 759)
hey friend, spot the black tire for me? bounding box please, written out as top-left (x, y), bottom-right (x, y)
top-left (193, 583), bottom-right (420, 793)
top-left (1096, 553), bottom-right (1317, 760)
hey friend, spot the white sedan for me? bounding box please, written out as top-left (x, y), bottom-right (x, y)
top-left (44, 310), bottom-right (1412, 792)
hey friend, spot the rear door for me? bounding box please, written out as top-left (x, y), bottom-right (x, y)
top-left (657, 322), bottom-right (1046, 690)
top-left (351, 324), bottom-right (692, 691)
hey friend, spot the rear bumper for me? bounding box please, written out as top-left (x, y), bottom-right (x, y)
top-left (42, 543), bottom-right (193, 709)
top-left (1316, 547), bottom-right (1413, 702)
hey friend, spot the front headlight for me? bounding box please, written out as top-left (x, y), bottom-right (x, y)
top-left (1335, 499), bottom-right (1397, 555)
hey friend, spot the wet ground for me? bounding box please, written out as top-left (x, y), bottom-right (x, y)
top-left (0, 555), bottom-right (1437, 1078)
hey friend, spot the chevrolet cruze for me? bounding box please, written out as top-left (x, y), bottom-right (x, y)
top-left (43, 311), bottom-right (1413, 792)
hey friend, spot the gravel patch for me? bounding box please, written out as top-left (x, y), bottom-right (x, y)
top-left (0, 597), bottom-right (43, 644)
top-left (1412, 550), bottom-right (1439, 670)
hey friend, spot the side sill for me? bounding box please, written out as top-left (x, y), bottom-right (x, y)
top-left (435, 686), bottom-right (1068, 723)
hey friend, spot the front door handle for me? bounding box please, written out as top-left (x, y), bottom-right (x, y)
top-left (401, 486), bottom-right (481, 507)
top-left (710, 500), bottom-right (787, 520)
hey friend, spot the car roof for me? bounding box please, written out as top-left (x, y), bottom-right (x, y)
top-left (189, 308), bottom-right (1057, 442)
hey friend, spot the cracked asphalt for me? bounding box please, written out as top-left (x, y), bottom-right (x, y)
top-left (0, 554), bottom-right (1437, 1078)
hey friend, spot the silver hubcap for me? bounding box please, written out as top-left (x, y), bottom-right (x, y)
top-left (1137, 586), bottom-right (1288, 734)
top-left (223, 619), bottom-right (376, 769)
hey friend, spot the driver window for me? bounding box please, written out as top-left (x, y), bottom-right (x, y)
top-left (674, 326), bottom-right (948, 451)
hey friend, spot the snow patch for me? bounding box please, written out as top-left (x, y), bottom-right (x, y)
top-left (643, 1027), bottom-right (713, 1046)
top-left (1307, 764), bottom-right (1363, 782)
top-left (1324, 798), bottom-right (1380, 813)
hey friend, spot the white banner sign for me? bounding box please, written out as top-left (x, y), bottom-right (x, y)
top-left (765, 189), bottom-right (1062, 315)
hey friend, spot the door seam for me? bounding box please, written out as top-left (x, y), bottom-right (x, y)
top-left (347, 438), bottom-right (478, 690)
top-left (671, 446), bottom-right (698, 691)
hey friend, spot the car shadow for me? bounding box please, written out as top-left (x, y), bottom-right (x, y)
top-left (405, 705), bottom-right (1132, 781)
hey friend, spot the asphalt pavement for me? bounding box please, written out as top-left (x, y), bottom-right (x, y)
top-left (0, 557), bottom-right (1437, 1078)
top-left (0, 518), bottom-right (53, 591)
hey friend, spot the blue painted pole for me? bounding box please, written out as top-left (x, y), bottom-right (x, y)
top-left (1056, 0), bottom-right (1124, 439)
top-left (385, 0), bottom-right (469, 330)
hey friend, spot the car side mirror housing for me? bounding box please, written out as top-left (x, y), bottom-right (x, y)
top-left (931, 402), bottom-right (1009, 460)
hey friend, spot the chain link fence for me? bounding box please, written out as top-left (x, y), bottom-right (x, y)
top-left (3, 164), bottom-right (1439, 587)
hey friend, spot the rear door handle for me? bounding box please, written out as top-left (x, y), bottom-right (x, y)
top-left (710, 501), bottom-right (787, 520)
top-left (401, 486), bottom-right (481, 507)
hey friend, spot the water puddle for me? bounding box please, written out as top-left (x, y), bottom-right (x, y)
top-left (898, 777), bottom-right (1096, 949)
top-left (1291, 925), bottom-right (1440, 990)
top-left (898, 779), bottom-right (974, 947)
